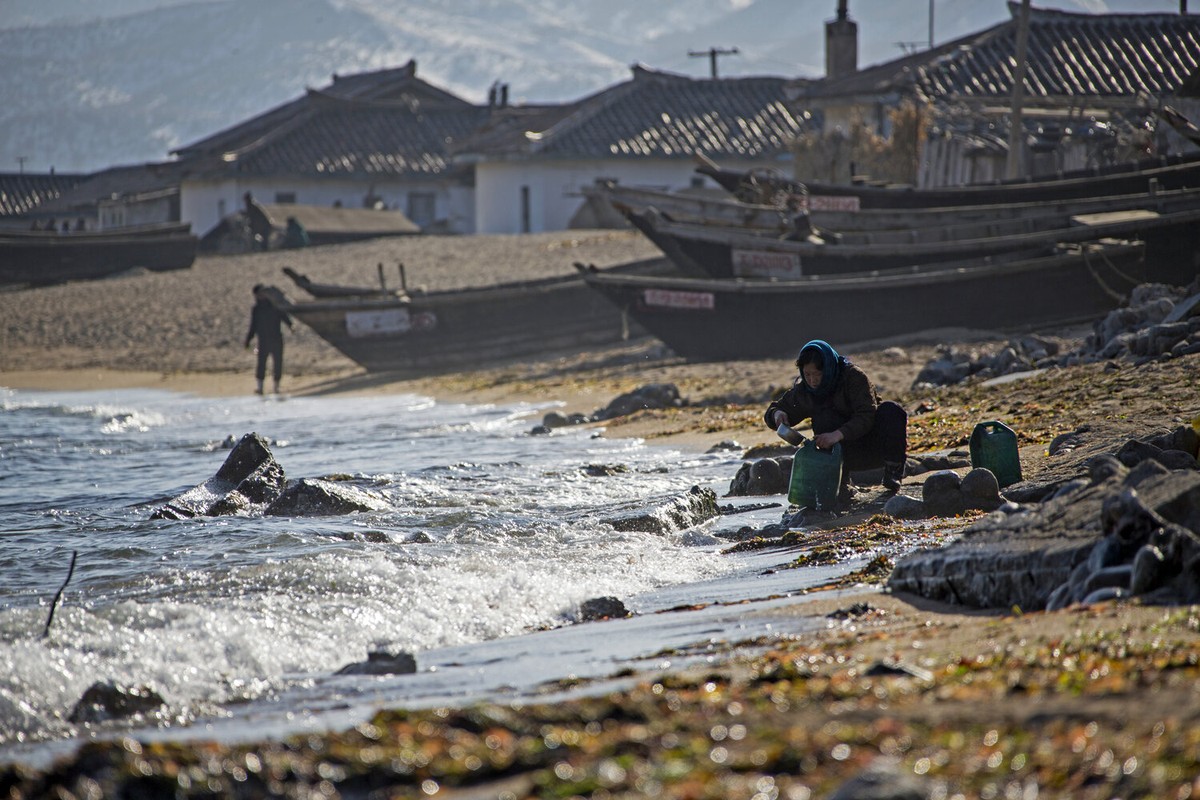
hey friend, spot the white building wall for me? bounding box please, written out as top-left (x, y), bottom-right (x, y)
top-left (474, 158), bottom-right (761, 234)
top-left (180, 176), bottom-right (473, 238)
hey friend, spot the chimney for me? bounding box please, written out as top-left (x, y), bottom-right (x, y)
top-left (825, 0), bottom-right (858, 79)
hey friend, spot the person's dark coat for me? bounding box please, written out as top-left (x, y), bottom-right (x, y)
top-left (245, 298), bottom-right (292, 350)
top-left (764, 344), bottom-right (880, 443)
top-left (765, 339), bottom-right (908, 476)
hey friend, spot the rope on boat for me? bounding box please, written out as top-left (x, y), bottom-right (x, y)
top-left (1094, 242), bottom-right (1145, 287)
top-left (1083, 247), bottom-right (1133, 303)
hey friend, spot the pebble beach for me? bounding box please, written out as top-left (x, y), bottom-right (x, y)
top-left (3, 231), bottom-right (1200, 798)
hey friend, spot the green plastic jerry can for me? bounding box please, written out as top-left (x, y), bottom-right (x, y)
top-left (788, 440), bottom-right (843, 510)
top-left (969, 420), bottom-right (1022, 488)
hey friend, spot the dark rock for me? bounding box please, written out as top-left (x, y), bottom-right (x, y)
top-left (1116, 438), bottom-right (1164, 468)
top-left (1047, 478), bottom-right (1091, 501)
top-left (1124, 458), bottom-right (1174, 487)
top-left (594, 383), bottom-right (683, 420)
top-left (829, 757), bottom-right (932, 800)
top-left (582, 463), bottom-right (629, 477)
top-left (69, 682), bottom-right (166, 723)
top-left (913, 452), bottom-right (970, 474)
top-left (1081, 586), bottom-right (1128, 605)
top-left (1085, 454), bottom-right (1128, 484)
top-left (749, 458), bottom-right (786, 494)
top-left (922, 470), bottom-right (965, 517)
top-left (1164, 425), bottom-right (1199, 457)
top-left (863, 660), bottom-right (934, 681)
top-left (706, 439), bottom-right (741, 454)
top-left (1048, 429), bottom-right (1088, 456)
top-left (827, 602), bottom-right (875, 619)
top-left (1079, 565), bottom-right (1133, 597)
top-left (264, 478), bottom-right (389, 516)
top-left (604, 485), bottom-right (719, 534)
top-left (1131, 544), bottom-right (1171, 594)
top-left (578, 596), bottom-right (630, 621)
top-left (336, 650), bottom-right (417, 676)
top-left (889, 470), bottom-right (1200, 610)
top-left (529, 425), bottom-right (552, 435)
top-left (542, 411), bottom-right (571, 429)
top-left (151, 432), bottom-right (285, 519)
top-left (883, 493), bottom-right (926, 520)
top-left (728, 457), bottom-right (791, 497)
top-left (1158, 449), bottom-right (1199, 471)
top-left (960, 468), bottom-right (1002, 511)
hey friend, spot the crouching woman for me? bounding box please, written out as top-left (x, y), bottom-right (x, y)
top-left (765, 339), bottom-right (908, 503)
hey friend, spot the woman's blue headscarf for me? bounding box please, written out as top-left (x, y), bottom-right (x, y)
top-left (796, 339), bottom-right (848, 399)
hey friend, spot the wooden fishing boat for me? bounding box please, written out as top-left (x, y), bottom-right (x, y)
top-left (282, 258), bottom-right (673, 375)
top-left (0, 223), bottom-right (198, 287)
top-left (576, 239), bottom-right (1175, 362)
top-left (283, 265), bottom-right (405, 298)
top-left (629, 205), bottom-right (1200, 280)
top-left (695, 150), bottom-right (1200, 211)
top-left (594, 177), bottom-right (1200, 237)
top-left (809, 184), bottom-right (1200, 233)
top-left (581, 181), bottom-right (801, 235)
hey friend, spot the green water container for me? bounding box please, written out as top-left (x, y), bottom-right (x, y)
top-left (788, 440), bottom-right (843, 510)
top-left (969, 420), bottom-right (1023, 488)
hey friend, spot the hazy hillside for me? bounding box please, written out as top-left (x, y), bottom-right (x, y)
top-left (0, 0), bottom-right (1185, 173)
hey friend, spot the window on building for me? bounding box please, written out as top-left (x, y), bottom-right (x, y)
top-left (520, 186), bottom-right (531, 234)
top-left (275, 192), bottom-right (297, 204)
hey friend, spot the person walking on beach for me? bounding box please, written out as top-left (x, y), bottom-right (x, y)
top-left (765, 339), bottom-right (907, 508)
top-left (244, 284), bottom-right (294, 395)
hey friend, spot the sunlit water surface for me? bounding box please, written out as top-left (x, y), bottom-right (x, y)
top-left (0, 385), bottom-right (852, 766)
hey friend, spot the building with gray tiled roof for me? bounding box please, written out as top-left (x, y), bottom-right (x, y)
top-left (788, 2), bottom-right (1200, 187)
top-left (0, 172), bottom-right (86, 230)
top-left (174, 60), bottom-right (489, 238)
top-left (456, 65), bottom-right (808, 233)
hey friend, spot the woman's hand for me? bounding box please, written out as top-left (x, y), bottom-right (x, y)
top-left (814, 430), bottom-right (844, 450)
top-left (772, 410), bottom-right (789, 428)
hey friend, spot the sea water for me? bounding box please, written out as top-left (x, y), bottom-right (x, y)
top-left (0, 385), bottom-right (854, 766)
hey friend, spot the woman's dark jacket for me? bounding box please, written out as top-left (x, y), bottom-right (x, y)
top-left (763, 363), bottom-right (881, 443)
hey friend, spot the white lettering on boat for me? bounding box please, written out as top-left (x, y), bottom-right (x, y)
top-left (802, 194), bottom-right (860, 212)
top-left (345, 308), bottom-right (412, 337)
top-left (731, 248), bottom-right (802, 279)
top-left (643, 289), bottom-right (715, 310)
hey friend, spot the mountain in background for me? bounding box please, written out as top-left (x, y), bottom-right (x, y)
top-left (0, 0), bottom-right (1183, 174)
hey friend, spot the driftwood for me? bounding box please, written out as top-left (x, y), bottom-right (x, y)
top-left (41, 550), bottom-right (77, 639)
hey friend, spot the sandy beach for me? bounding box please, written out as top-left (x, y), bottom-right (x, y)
top-left (3, 233), bottom-right (1200, 797)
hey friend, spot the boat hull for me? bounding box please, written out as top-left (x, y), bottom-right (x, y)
top-left (285, 259), bottom-right (671, 375)
top-left (630, 206), bottom-right (1200, 280)
top-left (0, 224), bottom-right (198, 287)
top-left (579, 241), bottom-right (1190, 361)
top-left (698, 150), bottom-right (1200, 210)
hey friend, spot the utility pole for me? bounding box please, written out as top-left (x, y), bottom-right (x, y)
top-left (929, 0), bottom-right (935, 49)
top-left (689, 46), bottom-right (739, 79)
top-left (1006, 0), bottom-right (1032, 180)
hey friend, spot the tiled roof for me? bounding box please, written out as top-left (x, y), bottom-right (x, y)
top-left (219, 93), bottom-right (488, 178)
top-left (918, 6), bottom-right (1200, 103)
top-left (40, 163), bottom-right (182, 213)
top-left (457, 66), bottom-right (806, 161)
top-left (793, 6), bottom-right (1200, 106)
top-left (175, 60), bottom-right (484, 179)
top-left (0, 172), bottom-right (86, 217)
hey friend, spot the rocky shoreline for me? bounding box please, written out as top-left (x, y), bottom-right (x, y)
top-left (2, 237), bottom-right (1200, 797)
